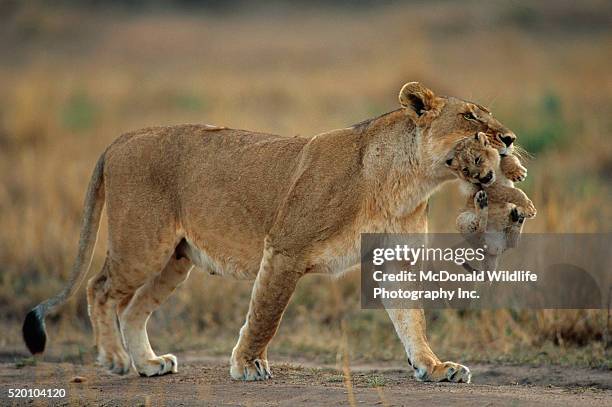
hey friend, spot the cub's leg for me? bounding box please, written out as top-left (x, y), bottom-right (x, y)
top-left (485, 185), bottom-right (536, 218)
top-left (506, 206), bottom-right (526, 248)
top-left (500, 154), bottom-right (527, 182)
top-left (118, 255), bottom-right (193, 377)
top-left (456, 211), bottom-right (479, 235)
top-left (456, 190), bottom-right (488, 235)
top-left (473, 190), bottom-right (489, 232)
top-left (385, 308), bottom-right (471, 383)
top-left (230, 244), bottom-right (302, 381)
top-left (87, 257), bottom-right (131, 375)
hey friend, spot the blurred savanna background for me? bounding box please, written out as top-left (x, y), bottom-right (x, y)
top-left (0, 0), bottom-right (610, 371)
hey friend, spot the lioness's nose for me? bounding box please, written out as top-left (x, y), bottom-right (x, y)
top-left (499, 133), bottom-right (516, 147)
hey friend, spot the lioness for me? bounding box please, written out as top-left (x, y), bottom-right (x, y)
top-left (23, 82), bottom-right (524, 383)
top-left (447, 132), bottom-right (535, 270)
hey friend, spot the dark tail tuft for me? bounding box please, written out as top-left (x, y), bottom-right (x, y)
top-left (23, 307), bottom-right (47, 354)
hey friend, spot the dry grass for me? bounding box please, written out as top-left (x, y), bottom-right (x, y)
top-left (0, 1), bottom-right (610, 367)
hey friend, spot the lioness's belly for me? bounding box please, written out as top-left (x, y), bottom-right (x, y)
top-left (182, 215), bottom-right (364, 279)
top-left (182, 237), bottom-right (262, 279)
top-left (183, 227), bottom-right (363, 279)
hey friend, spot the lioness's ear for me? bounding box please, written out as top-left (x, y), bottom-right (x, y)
top-left (399, 82), bottom-right (439, 118)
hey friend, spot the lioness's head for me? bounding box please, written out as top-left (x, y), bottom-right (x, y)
top-left (398, 82), bottom-right (517, 158)
top-left (445, 132), bottom-right (499, 187)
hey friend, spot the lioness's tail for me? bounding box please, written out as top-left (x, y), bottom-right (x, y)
top-left (23, 154), bottom-right (106, 354)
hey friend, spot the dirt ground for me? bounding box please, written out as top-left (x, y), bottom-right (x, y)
top-left (0, 354), bottom-right (610, 406)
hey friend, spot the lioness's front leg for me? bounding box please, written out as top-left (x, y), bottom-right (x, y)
top-left (386, 308), bottom-right (471, 383)
top-left (230, 243), bottom-right (302, 381)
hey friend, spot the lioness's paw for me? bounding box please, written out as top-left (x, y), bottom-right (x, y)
top-left (415, 361), bottom-right (471, 383)
top-left (230, 357), bottom-right (272, 381)
top-left (136, 354), bottom-right (178, 377)
top-left (97, 348), bottom-right (131, 375)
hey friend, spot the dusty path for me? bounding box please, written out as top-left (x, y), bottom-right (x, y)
top-left (0, 355), bottom-right (610, 406)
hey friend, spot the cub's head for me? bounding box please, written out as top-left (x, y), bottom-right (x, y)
top-left (398, 82), bottom-right (517, 157)
top-left (445, 132), bottom-right (499, 187)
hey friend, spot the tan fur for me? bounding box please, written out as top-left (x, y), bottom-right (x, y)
top-left (31, 82), bottom-right (524, 383)
top-left (449, 133), bottom-right (536, 269)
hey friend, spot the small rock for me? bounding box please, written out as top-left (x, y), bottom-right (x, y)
top-left (71, 376), bottom-right (87, 383)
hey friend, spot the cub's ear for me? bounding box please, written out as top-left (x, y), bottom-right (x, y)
top-left (399, 82), bottom-right (440, 118)
top-left (444, 151), bottom-right (455, 167)
top-left (476, 132), bottom-right (488, 145)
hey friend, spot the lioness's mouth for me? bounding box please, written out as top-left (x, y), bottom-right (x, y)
top-left (499, 146), bottom-right (512, 156)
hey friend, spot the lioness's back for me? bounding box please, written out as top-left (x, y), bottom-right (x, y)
top-left (103, 124), bottom-right (308, 262)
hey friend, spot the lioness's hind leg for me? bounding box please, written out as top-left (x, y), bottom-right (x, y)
top-left (118, 255), bottom-right (193, 377)
top-left (230, 245), bottom-right (302, 381)
top-left (86, 258), bottom-right (131, 375)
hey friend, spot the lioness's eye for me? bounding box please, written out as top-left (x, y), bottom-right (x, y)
top-left (462, 168), bottom-right (470, 175)
top-left (463, 113), bottom-right (477, 121)
top-left (475, 156), bottom-right (481, 166)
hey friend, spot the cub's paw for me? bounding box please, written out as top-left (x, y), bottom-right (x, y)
top-left (522, 200), bottom-right (537, 218)
top-left (510, 207), bottom-right (526, 224)
top-left (230, 356), bottom-right (272, 381)
top-left (97, 347), bottom-right (131, 375)
top-left (474, 190), bottom-right (488, 209)
top-left (415, 361), bottom-right (471, 383)
top-left (505, 164), bottom-right (527, 182)
top-left (136, 354), bottom-right (178, 377)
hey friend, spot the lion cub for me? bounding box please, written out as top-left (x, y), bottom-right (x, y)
top-left (446, 132), bottom-right (536, 262)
